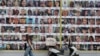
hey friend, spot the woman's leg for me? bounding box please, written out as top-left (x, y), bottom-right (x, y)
top-left (29, 50), bottom-right (34, 56)
top-left (24, 47), bottom-right (30, 56)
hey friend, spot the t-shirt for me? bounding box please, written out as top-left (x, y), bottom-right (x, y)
top-left (26, 43), bottom-right (29, 47)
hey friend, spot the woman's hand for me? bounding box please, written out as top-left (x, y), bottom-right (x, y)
top-left (28, 40), bottom-right (34, 50)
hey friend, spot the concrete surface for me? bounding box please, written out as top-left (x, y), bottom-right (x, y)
top-left (0, 50), bottom-right (100, 56)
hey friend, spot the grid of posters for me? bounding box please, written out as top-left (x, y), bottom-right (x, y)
top-left (0, 0), bottom-right (100, 50)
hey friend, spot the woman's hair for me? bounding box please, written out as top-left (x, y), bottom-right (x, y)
top-left (20, 0), bottom-right (26, 7)
top-left (28, 9), bottom-right (32, 15)
top-left (88, 36), bottom-right (94, 42)
top-left (48, 18), bottom-right (52, 24)
top-left (1, 0), bottom-right (6, 6)
top-left (20, 0), bottom-right (23, 6)
top-left (13, 0), bottom-right (18, 6)
top-left (70, 1), bottom-right (74, 7)
top-left (26, 34), bottom-right (32, 42)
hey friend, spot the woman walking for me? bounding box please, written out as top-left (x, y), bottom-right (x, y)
top-left (24, 34), bottom-right (34, 56)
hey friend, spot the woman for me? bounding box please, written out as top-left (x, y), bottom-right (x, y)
top-left (13, 0), bottom-right (19, 6)
top-left (27, 0), bottom-right (34, 7)
top-left (88, 36), bottom-right (94, 50)
top-left (13, 18), bottom-right (19, 24)
top-left (7, 9), bottom-right (13, 15)
top-left (76, 36), bottom-right (81, 49)
top-left (47, 1), bottom-right (53, 7)
top-left (20, 9), bottom-right (26, 15)
top-left (1, 0), bottom-right (6, 6)
top-left (24, 34), bottom-right (34, 56)
top-left (13, 9), bottom-right (19, 15)
top-left (54, 1), bottom-right (60, 7)
top-left (20, 0), bottom-right (27, 7)
top-left (6, 0), bottom-right (13, 7)
top-left (47, 18), bottom-right (52, 24)
top-left (20, 18), bottom-right (26, 24)
top-left (62, 10), bottom-right (68, 16)
top-left (28, 9), bottom-right (33, 15)
top-left (26, 26), bottom-right (33, 33)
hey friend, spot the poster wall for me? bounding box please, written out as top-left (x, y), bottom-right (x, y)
top-left (0, 0), bottom-right (100, 50)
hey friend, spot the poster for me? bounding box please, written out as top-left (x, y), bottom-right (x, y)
top-left (0, 0), bottom-right (99, 50)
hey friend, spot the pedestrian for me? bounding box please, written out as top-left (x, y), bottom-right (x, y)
top-left (24, 34), bottom-right (34, 56)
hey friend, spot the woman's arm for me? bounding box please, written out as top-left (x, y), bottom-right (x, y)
top-left (28, 40), bottom-right (34, 50)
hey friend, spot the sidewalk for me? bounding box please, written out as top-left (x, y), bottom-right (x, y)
top-left (0, 50), bottom-right (100, 56)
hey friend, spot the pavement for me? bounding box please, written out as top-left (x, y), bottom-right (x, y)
top-left (0, 50), bottom-right (100, 56)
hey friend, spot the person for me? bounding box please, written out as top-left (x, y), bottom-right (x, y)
top-left (47, 18), bottom-right (52, 24)
top-left (22, 35), bottom-right (26, 41)
top-left (40, 27), bottom-right (45, 33)
top-left (54, 1), bottom-right (60, 7)
top-left (89, 19), bottom-right (95, 25)
top-left (77, 19), bottom-right (82, 25)
top-left (20, 26), bottom-right (25, 33)
top-left (34, 1), bottom-right (39, 7)
top-left (6, 0), bottom-right (13, 7)
top-left (20, 0), bottom-right (27, 7)
top-left (95, 1), bottom-right (100, 7)
top-left (96, 19), bottom-right (100, 25)
top-left (20, 9), bottom-right (26, 15)
top-left (35, 18), bottom-right (38, 24)
top-left (88, 36), bottom-right (94, 50)
top-left (1, 26), bottom-right (6, 32)
top-left (0, 18), bottom-right (5, 24)
top-left (6, 44), bottom-right (11, 50)
top-left (47, 1), bottom-right (53, 7)
top-left (40, 1), bottom-right (45, 7)
top-left (95, 36), bottom-right (100, 50)
top-left (82, 18), bottom-right (88, 25)
top-left (81, 27), bottom-right (88, 33)
top-left (40, 19), bottom-right (45, 24)
top-left (33, 9), bottom-right (40, 16)
top-left (95, 27), bottom-right (100, 33)
top-left (54, 9), bottom-right (59, 16)
top-left (34, 27), bottom-right (39, 33)
top-left (28, 9), bottom-right (33, 15)
top-left (45, 9), bottom-right (52, 16)
top-left (40, 36), bottom-right (45, 41)
top-left (76, 36), bottom-right (81, 49)
top-left (13, 0), bottom-right (19, 6)
top-left (26, 26), bottom-right (33, 33)
top-left (20, 18), bottom-right (26, 24)
top-left (24, 34), bottom-right (34, 56)
top-left (53, 18), bottom-right (58, 24)
top-left (13, 9), bottom-right (19, 15)
top-left (27, 0), bottom-right (34, 7)
top-left (68, 38), bottom-right (77, 56)
top-left (14, 27), bottom-right (20, 33)
top-left (89, 1), bottom-right (94, 7)
top-left (62, 10), bottom-right (68, 16)
top-left (63, 36), bottom-right (68, 49)
top-left (7, 9), bottom-right (13, 15)
top-left (54, 27), bottom-right (59, 33)
top-left (13, 18), bottom-right (19, 24)
top-left (88, 27), bottom-right (95, 33)
top-left (1, 0), bottom-right (6, 6)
